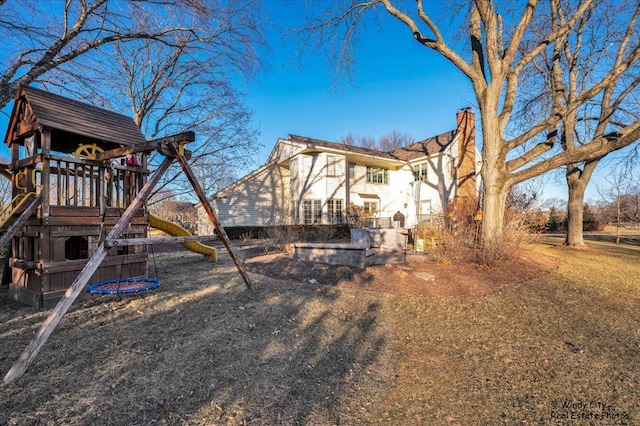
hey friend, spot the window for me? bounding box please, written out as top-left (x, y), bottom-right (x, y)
top-left (327, 199), bottom-right (344, 224)
top-left (327, 155), bottom-right (338, 177)
top-left (363, 201), bottom-right (378, 216)
top-left (413, 163), bottom-right (429, 183)
top-left (418, 200), bottom-right (433, 223)
top-left (313, 200), bottom-right (322, 224)
top-left (363, 201), bottom-right (379, 227)
top-left (349, 163), bottom-right (356, 180)
top-left (303, 199), bottom-right (322, 224)
top-left (65, 236), bottom-right (88, 260)
top-left (303, 200), bottom-right (312, 224)
top-left (366, 166), bottom-right (388, 184)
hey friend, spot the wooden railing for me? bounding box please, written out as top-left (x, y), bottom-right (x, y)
top-left (15, 155), bottom-right (147, 209)
top-left (51, 157), bottom-right (144, 208)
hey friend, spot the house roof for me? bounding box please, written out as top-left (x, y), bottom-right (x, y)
top-left (4, 85), bottom-right (147, 150)
top-left (287, 134), bottom-right (400, 160)
top-left (390, 130), bottom-right (457, 161)
top-left (285, 129), bottom-right (457, 163)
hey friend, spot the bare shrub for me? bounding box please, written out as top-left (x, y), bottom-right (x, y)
top-left (473, 226), bottom-right (525, 266)
top-left (266, 226), bottom-right (301, 252)
top-left (415, 198), bottom-right (535, 267)
top-left (314, 226), bottom-right (337, 242)
top-left (345, 203), bottom-right (366, 229)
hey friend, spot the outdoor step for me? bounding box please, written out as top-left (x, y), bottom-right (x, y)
top-left (414, 271), bottom-right (435, 281)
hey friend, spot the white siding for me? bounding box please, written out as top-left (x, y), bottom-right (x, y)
top-left (267, 138), bottom-right (305, 164)
top-left (323, 154), bottom-right (347, 224)
top-left (215, 163), bottom-right (290, 227)
top-left (287, 153), bottom-right (349, 224)
top-left (208, 128), bottom-right (475, 228)
top-left (347, 163), bottom-right (414, 225)
top-left (296, 154), bottom-right (326, 200)
top-left (408, 153), bottom-right (457, 217)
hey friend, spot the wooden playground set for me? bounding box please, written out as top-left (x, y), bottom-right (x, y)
top-left (1, 86), bottom-right (251, 383)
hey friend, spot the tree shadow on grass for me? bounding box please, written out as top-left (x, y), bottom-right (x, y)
top-left (0, 248), bottom-right (388, 425)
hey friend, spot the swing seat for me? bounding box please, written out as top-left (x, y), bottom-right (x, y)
top-left (86, 277), bottom-right (160, 295)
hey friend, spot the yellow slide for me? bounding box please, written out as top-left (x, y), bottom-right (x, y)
top-left (148, 214), bottom-right (217, 261)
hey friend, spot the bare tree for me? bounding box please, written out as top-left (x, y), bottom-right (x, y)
top-left (339, 133), bottom-right (378, 149)
top-left (1, 0), bottom-right (229, 109)
top-left (518, 0), bottom-right (640, 246)
top-left (597, 162), bottom-right (640, 242)
top-left (378, 129), bottom-right (414, 151)
top-left (0, 170), bottom-right (11, 207)
top-left (339, 129), bottom-right (413, 151)
top-left (300, 0), bottom-right (640, 250)
top-left (1, 0), bottom-right (265, 201)
top-left (68, 26), bottom-right (262, 200)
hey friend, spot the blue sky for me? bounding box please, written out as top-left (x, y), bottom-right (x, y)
top-left (241, 5), bottom-right (579, 201)
top-left (1, 2), bottom-right (621, 203)
top-left (244, 8), bottom-right (472, 163)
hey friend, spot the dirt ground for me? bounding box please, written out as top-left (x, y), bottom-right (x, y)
top-left (7, 240), bottom-right (637, 425)
top-left (241, 243), bottom-right (561, 297)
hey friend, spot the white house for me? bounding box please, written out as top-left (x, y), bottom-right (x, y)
top-left (198, 109), bottom-right (480, 232)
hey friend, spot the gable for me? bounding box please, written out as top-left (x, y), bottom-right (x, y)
top-left (4, 85), bottom-right (147, 152)
top-left (267, 137), bottom-right (307, 164)
top-left (391, 130), bottom-right (457, 161)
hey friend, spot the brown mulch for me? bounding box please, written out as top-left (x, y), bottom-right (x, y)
top-left (243, 247), bottom-right (561, 298)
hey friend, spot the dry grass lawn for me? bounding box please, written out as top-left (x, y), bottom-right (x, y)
top-left (1, 239), bottom-right (639, 425)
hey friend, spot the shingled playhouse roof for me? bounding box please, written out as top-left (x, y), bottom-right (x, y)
top-left (4, 86), bottom-right (147, 149)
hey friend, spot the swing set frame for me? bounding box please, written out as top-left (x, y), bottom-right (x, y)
top-left (3, 135), bottom-right (252, 383)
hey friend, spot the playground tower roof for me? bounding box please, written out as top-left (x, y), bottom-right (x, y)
top-left (4, 85), bottom-right (147, 153)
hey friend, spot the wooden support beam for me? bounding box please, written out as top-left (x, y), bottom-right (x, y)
top-left (0, 163), bottom-right (13, 181)
top-left (169, 142), bottom-right (253, 289)
top-left (0, 193), bottom-right (42, 249)
top-left (3, 156), bottom-right (173, 384)
top-left (7, 154), bottom-right (44, 171)
top-left (149, 131), bottom-right (196, 145)
top-left (105, 234), bottom-right (219, 247)
top-left (92, 131), bottom-right (195, 161)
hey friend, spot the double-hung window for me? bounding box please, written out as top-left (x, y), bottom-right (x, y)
top-left (327, 155), bottom-right (338, 177)
top-left (364, 201), bottom-right (378, 216)
top-left (413, 162), bottom-right (429, 183)
top-left (366, 166), bottom-right (388, 184)
top-left (327, 199), bottom-right (344, 224)
top-left (303, 199), bottom-right (322, 224)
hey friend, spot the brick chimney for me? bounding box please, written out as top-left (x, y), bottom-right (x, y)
top-left (455, 108), bottom-right (477, 200)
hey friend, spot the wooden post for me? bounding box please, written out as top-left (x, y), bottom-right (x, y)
top-left (40, 130), bottom-right (51, 218)
top-left (3, 157), bottom-right (173, 384)
top-left (169, 142), bottom-right (253, 289)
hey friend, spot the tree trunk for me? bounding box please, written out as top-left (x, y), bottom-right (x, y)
top-left (477, 107), bottom-right (509, 251)
top-left (565, 177), bottom-right (586, 246)
top-left (465, 84), bottom-right (509, 251)
top-left (564, 160), bottom-right (599, 247)
top-left (616, 194), bottom-right (621, 244)
top-left (481, 181), bottom-right (508, 250)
